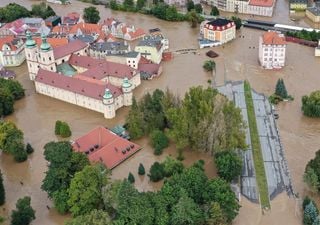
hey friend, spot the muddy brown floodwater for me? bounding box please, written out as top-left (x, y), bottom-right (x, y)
top-left (0, 0), bottom-right (320, 224)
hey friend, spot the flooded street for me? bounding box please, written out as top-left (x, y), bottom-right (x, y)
top-left (0, 0), bottom-right (320, 224)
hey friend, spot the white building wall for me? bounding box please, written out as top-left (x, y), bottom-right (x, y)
top-left (259, 40), bottom-right (286, 69)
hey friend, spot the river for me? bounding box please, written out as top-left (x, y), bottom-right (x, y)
top-left (0, 0), bottom-right (320, 224)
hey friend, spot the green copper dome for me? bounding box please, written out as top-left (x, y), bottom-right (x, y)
top-left (25, 31), bottom-right (36, 48)
top-left (40, 33), bottom-right (51, 51)
top-left (122, 77), bottom-right (132, 89)
top-left (103, 88), bottom-right (113, 99)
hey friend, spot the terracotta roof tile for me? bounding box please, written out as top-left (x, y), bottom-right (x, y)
top-left (262, 31), bottom-right (286, 45)
top-left (34, 37), bottom-right (68, 47)
top-left (0, 36), bottom-right (18, 50)
top-left (72, 126), bottom-right (142, 169)
top-left (249, 0), bottom-right (274, 7)
top-left (127, 28), bottom-right (146, 39)
top-left (53, 40), bottom-right (88, 59)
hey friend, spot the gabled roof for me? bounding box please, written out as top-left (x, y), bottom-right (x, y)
top-left (35, 69), bottom-right (122, 99)
top-left (249, 0), bottom-right (274, 7)
top-left (262, 31), bottom-right (286, 45)
top-left (72, 126), bottom-right (141, 169)
top-left (127, 28), bottom-right (146, 39)
top-left (53, 39), bottom-right (88, 59)
top-left (69, 22), bottom-right (102, 34)
top-left (34, 37), bottom-right (68, 47)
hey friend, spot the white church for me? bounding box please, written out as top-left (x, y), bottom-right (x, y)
top-left (25, 31), bottom-right (141, 119)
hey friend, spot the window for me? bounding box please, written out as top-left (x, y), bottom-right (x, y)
top-left (62, 59), bottom-right (65, 63)
top-left (49, 57), bottom-right (52, 61)
top-left (43, 57), bottom-right (45, 62)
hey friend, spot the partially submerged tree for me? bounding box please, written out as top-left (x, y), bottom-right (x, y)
top-left (83, 6), bottom-right (100, 24)
top-left (10, 196), bottom-right (35, 225)
top-left (0, 171), bottom-right (5, 206)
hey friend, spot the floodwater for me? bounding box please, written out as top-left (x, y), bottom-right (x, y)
top-left (0, 0), bottom-right (320, 224)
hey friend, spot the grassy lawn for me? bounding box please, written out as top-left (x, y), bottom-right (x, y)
top-left (243, 81), bottom-right (270, 209)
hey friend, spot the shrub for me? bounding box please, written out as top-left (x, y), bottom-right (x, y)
top-left (128, 172), bottom-right (135, 183)
top-left (13, 143), bottom-right (28, 163)
top-left (150, 130), bottom-right (169, 155)
top-left (148, 162), bottom-right (165, 182)
top-left (59, 122), bottom-right (72, 138)
top-left (302, 91), bottom-right (320, 117)
top-left (25, 143), bottom-right (34, 154)
top-left (275, 79), bottom-right (288, 99)
top-left (303, 201), bottom-right (318, 225)
top-left (162, 156), bottom-right (184, 177)
top-left (138, 163), bottom-right (145, 175)
top-left (55, 120), bottom-right (62, 135)
top-left (203, 60), bottom-right (215, 72)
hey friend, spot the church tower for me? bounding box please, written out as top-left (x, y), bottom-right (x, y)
top-left (122, 77), bottom-right (133, 106)
top-left (103, 88), bottom-right (116, 119)
top-left (25, 31), bottom-right (39, 80)
top-left (38, 33), bottom-right (56, 73)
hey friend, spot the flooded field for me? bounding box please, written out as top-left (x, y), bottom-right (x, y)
top-left (0, 0), bottom-right (320, 224)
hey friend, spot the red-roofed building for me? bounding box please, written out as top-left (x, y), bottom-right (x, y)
top-left (0, 36), bottom-right (25, 67)
top-left (34, 37), bottom-right (68, 48)
top-left (259, 31), bottom-right (286, 69)
top-left (72, 126), bottom-right (141, 169)
top-left (25, 32), bottom-right (141, 119)
top-left (62, 12), bottom-right (80, 25)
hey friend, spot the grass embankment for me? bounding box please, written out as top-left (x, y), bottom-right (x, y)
top-left (243, 81), bottom-right (270, 209)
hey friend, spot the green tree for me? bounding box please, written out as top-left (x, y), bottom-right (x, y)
top-left (0, 78), bottom-right (25, 100)
top-left (0, 3), bottom-right (30, 23)
top-left (102, 180), bottom-right (122, 213)
top-left (13, 143), bottom-right (28, 163)
top-left (0, 171), bottom-right (5, 206)
top-left (187, 9), bottom-right (200, 28)
top-left (149, 162), bottom-right (165, 182)
top-left (207, 202), bottom-right (227, 225)
top-left (59, 122), bottom-right (72, 138)
top-left (126, 97), bottom-right (145, 139)
top-left (162, 156), bottom-right (184, 177)
top-left (313, 216), bottom-right (320, 225)
top-left (275, 79), bottom-right (288, 99)
top-left (136, 0), bottom-right (146, 10)
top-left (83, 6), bottom-right (100, 24)
top-left (138, 163), bottom-right (145, 175)
top-left (31, 2), bottom-right (56, 19)
top-left (53, 189), bottom-right (69, 214)
top-left (210, 6), bottom-right (220, 16)
top-left (55, 120), bottom-right (62, 135)
top-left (128, 172), bottom-right (135, 183)
top-left (171, 190), bottom-right (205, 225)
top-left (302, 91), bottom-right (320, 117)
top-left (65, 209), bottom-right (112, 225)
top-left (110, 0), bottom-right (119, 10)
top-left (68, 164), bottom-right (109, 216)
top-left (25, 143), bottom-right (34, 154)
top-left (0, 88), bottom-right (14, 117)
top-left (203, 60), bottom-right (215, 72)
top-left (10, 196), bottom-right (35, 225)
top-left (123, 0), bottom-right (135, 10)
top-left (150, 129), bottom-right (169, 155)
top-left (187, 0), bottom-right (195, 11)
top-left (304, 167), bottom-right (320, 193)
top-left (231, 16), bottom-right (242, 29)
top-left (194, 3), bottom-right (203, 13)
top-left (215, 151), bottom-right (242, 182)
top-left (304, 202), bottom-right (319, 225)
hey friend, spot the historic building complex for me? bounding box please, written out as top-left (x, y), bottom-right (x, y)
top-left (25, 31), bottom-right (141, 119)
top-left (258, 31), bottom-right (286, 69)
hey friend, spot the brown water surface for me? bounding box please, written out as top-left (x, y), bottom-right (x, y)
top-left (0, 0), bottom-right (320, 224)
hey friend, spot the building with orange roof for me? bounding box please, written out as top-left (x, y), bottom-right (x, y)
top-left (0, 36), bottom-right (25, 67)
top-left (72, 126), bottom-right (142, 169)
top-left (259, 31), bottom-right (286, 69)
top-left (34, 37), bottom-right (68, 48)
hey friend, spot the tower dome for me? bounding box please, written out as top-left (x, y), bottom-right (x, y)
top-left (122, 77), bottom-right (132, 89)
top-left (103, 88), bottom-right (113, 99)
top-left (40, 33), bottom-right (51, 52)
top-left (25, 31), bottom-right (36, 48)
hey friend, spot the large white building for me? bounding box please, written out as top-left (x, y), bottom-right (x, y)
top-left (202, 19), bottom-right (236, 45)
top-left (207, 0), bottom-right (275, 17)
top-left (0, 36), bottom-right (25, 67)
top-left (258, 31), bottom-right (286, 69)
top-left (25, 31), bottom-right (141, 119)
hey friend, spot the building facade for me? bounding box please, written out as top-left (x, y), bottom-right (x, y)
top-left (306, 7), bottom-right (320, 22)
top-left (202, 19), bottom-right (236, 45)
top-left (135, 39), bottom-right (164, 64)
top-left (258, 31), bottom-right (286, 69)
top-left (0, 36), bottom-right (25, 67)
top-left (25, 31), bottom-right (141, 119)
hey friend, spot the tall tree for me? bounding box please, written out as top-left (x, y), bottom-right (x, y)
top-left (0, 171), bottom-right (5, 206)
top-left (275, 79), bottom-right (288, 98)
top-left (304, 202), bottom-right (319, 225)
top-left (194, 3), bottom-right (203, 13)
top-left (215, 151), bottom-right (242, 182)
top-left (68, 164), bottom-right (109, 216)
top-left (126, 97), bottom-right (145, 139)
top-left (186, 0), bottom-right (195, 11)
top-left (136, 0), bottom-right (146, 10)
top-left (206, 202), bottom-right (227, 225)
top-left (10, 196), bottom-right (35, 225)
top-left (210, 6), bottom-right (220, 16)
top-left (65, 209), bottom-right (112, 225)
top-left (0, 3), bottom-right (30, 23)
top-left (304, 167), bottom-right (320, 193)
top-left (83, 7), bottom-right (100, 24)
top-left (0, 88), bottom-right (14, 117)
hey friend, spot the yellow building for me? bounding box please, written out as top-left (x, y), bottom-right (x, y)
top-left (289, 0), bottom-right (308, 11)
top-left (134, 39), bottom-right (164, 64)
top-left (203, 19), bottom-right (236, 45)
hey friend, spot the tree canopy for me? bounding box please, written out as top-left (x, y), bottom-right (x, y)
top-left (215, 151), bottom-right (242, 182)
top-left (302, 91), bottom-right (320, 117)
top-left (0, 170), bottom-right (5, 206)
top-left (65, 209), bottom-right (112, 225)
top-left (10, 196), bottom-right (35, 225)
top-left (83, 7), bottom-right (100, 24)
top-left (150, 130), bottom-right (169, 155)
top-left (0, 3), bottom-right (30, 23)
top-left (31, 2), bottom-right (56, 19)
top-left (210, 6), bottom-right (220, 16)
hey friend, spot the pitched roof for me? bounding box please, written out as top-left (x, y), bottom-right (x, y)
top-left (0, 36), bottom-right (19, 50)
top-left (127, 28), bottom-right (146, 39)
top-left (63, 12), bottom-right (80, 24)
top-left (69, 22), bottom-right (102, 34)
top-left (249, 0), bottom-right (274, 7)
top-left (53, 39), bottom-right (88, 59)
top-left (68, 54), bottom-right (137, 79)
top-left (35, 69), bottom-right (122, 99)
top-left (207, 18), bottom-right (232, 27)
top-left (72, 126), bottom-right (142, 169)
top-left (262, 31), bottom-right (286, 45)
top-left (34, 37), bottom-right (68, 47)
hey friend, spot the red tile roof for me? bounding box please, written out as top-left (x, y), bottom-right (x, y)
top-left (0, 36), bottom-right (18, 51)
top-left (69, 22), bottom-right (102, 34)
top-left (63, 12), bottom-right (80, 24)
top-left (69, 54), bottom-right (137, 79)
top-left (101, 18), bottom-right (117, 26)
top-left (72, 126), bottom-right (142, 169)
top-left (53, 40), bottom-right (88, 59)
top-left (249, 0), bottom-right (274, 7)
top-left (262, 31), bottom-right (286, 45)
top-left (34, 37), bottom-right (68, 47)
top-left (35, 69), bottom-right (122, 99)
top-left (138, 63), bottom-right (161, 75)
top-left (127, 28), bottom-right (146, 39)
